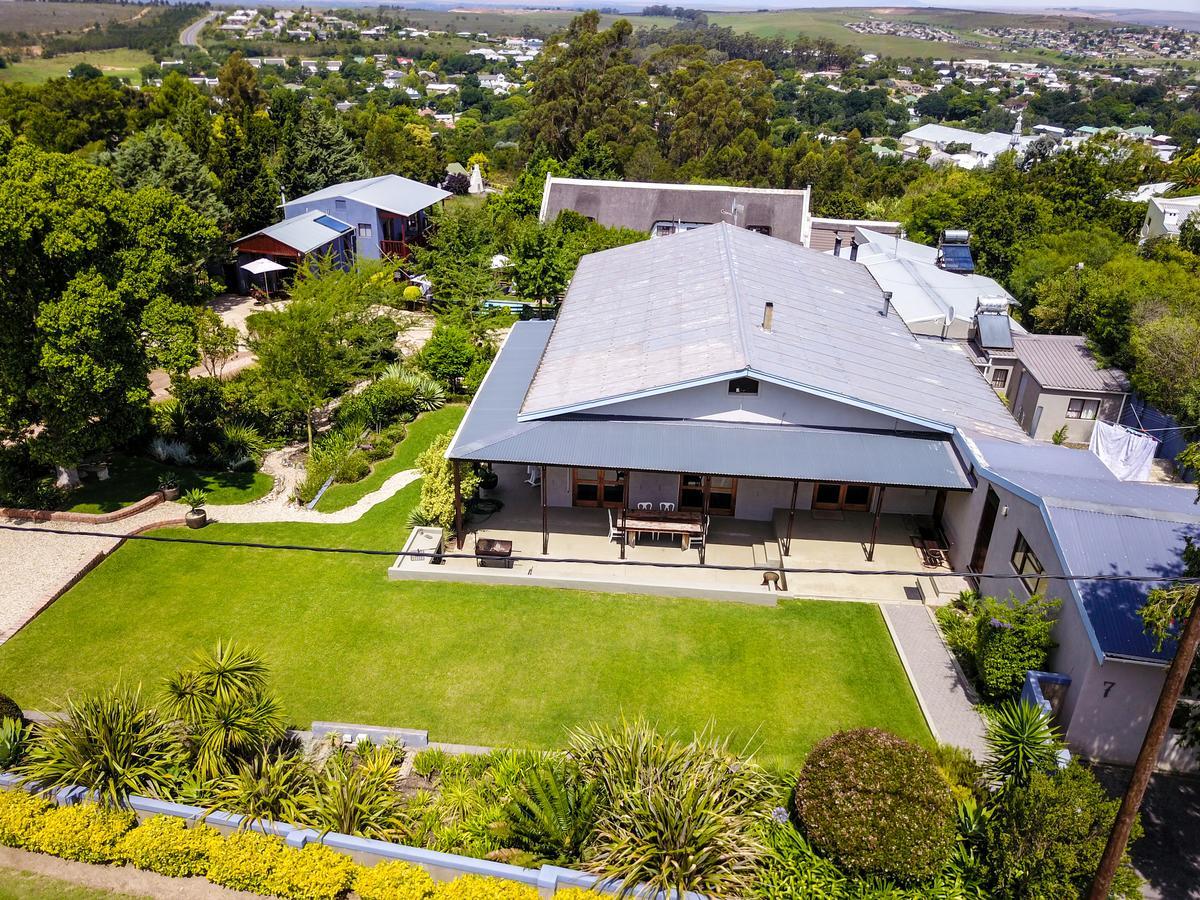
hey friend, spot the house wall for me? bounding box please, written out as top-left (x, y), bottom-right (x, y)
top-left (594, 380), bottom-right (938, 433)
top-left (1011, 370), bottom-right (1123, 442)
top-left (283, 196), bottom-right (382, 258)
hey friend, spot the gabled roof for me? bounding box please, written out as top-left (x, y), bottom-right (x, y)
top-left (538, 176), bottom-right (811, 246)
top-left (234, 209), bottom-right (352, 254)
top-left (519, 224), bottom-right (1024, 440)
top-left (1012, 334), bottom-right (1131, 394)
top-left (284, 174), bottom-right (452, 217)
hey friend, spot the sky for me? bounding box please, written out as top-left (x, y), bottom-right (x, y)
top-left (427, 1), bottom-right (1193, 14)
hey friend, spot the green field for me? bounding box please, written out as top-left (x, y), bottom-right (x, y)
top-left (0, 49), bottom-right (152, 84)
top-left (380, 8), bottom-right (677, 36)
top-left (0, 868), bottom-right (148, 900)
top-left (0, 408), bottom-right (928, 770)
top-left (0, 1), bottom-right (147, 41)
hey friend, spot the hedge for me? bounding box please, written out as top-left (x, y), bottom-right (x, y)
top-left (0, 789), bottom-right (609, 899)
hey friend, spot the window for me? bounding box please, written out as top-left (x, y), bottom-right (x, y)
top-left (1066, 398), bottom-right (1099, 420)
top-left (334, 198), bottom-right (347, 211)
top-left (679, 474), bottom-right (737, 516)
top-left (1011, 533), bottom-right (1048, 596)
top-left (357, 223), bottom-right (373, 239)
top-left (991, 368), bottom-right (1009, 389)
top-left (728, 377), bottom-right (759, 395)
top-left (747, 225), bottom-right (771, 235)
top-left (653, 223), bottom-right (676, 238)
top-left (571, 469), bottom-right (625, 508)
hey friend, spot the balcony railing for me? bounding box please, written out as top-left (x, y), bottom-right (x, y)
top-left (379, 239), bottom-right (409, 259)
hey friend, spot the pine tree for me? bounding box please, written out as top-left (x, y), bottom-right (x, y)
top-left (280, 104), bottom-right (368, 200)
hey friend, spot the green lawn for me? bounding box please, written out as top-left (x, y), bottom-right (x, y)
top-left (315, 406), bottom-right (465, 513)
top-left (0, 49), bottom-right (153, 84)
top-left (65, 456), bottom-right (273, 514)
top-left (0, 868), bottom-right (149, 900)
top-left (0, 405), bottom-right (928, 770)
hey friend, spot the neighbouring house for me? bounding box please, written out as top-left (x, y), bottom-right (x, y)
top-left (1006, 334), bottom-right (1131, 442)
top-left (428, 222), bottom-right (1198, 773)
top-left (538, 176), bottom-right (900, 250)
top-left (281, 175), bottom-right (452, 260)
top-left (1139, 195), bottom-right (1200, 242)
top-left (230, 210), bottom-right (354, 293)
top-left (900, 122), bottom-right (1035, 168)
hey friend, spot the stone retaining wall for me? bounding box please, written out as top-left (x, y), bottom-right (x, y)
top-left (0, 493), bottom-right (164, 524)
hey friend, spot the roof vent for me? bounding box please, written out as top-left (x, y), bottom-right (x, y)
top-left (880, 291), bottom-right (892, 317)
top-left (762, 302), bottom-right (774, 332)
top-left (832, 235), bottom-right (842, 257)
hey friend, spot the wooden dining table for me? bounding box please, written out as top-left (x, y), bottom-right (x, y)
top-left (620, 510), bottom-right (704, 550)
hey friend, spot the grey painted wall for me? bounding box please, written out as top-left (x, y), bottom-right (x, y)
top-left (1009, 365), bottom-right (1125, 443)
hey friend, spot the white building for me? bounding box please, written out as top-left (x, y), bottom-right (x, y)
top-left (1140, 196), bottom-right (1200, 242)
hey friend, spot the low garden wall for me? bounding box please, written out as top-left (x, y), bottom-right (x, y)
top-left (0, 492), bottom-right (164, 524)
top-left (0, 775), bottom-right (699, 899)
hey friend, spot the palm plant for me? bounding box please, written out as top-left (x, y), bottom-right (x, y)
top-left (18, 685), bottom-right (184, 808)
top-left (378, 364), bottom-right (446, 412)
top-left (985, 699), bottom-right (1063, 788)
top-left (568, 719), bottom-right (772, 897)
top-left (496, 758), bottom-right (598, 865)
top-left (303, 744), bottom-right (406, 840)
top-left (209, 421), bottom-right (266, 469)
top-left (211, 751), bottom-right (313, 830)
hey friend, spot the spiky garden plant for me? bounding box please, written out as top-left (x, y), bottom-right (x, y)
top-left (19, 685), bottom-right (184, 808)
top-left (212, 751), bottom-right (313, 830)
top-left (497, 758), bottom-right (598, 865)
top-left (985, 699), bottom-right (1063, 789)
top-left (303, 744), bottom-right (406, 840)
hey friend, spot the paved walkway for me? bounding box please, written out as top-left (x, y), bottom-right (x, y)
top-left (881, 603), bottom-right (988, 759)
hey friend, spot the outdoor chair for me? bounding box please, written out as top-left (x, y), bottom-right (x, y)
top-left (607, 509), bottom-right (622, 544)
top-left (524, 466), bottom-right (541, 487)
top-left (688, 515), bottom-right (710, 551)
top-left (636, 502), bottom-right (653, 510)
top-left (659, 502), bottom-right (676, 511)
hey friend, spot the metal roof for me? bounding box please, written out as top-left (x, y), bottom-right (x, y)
top-left (234, 210), bottom-right (352, 254)
top-left (973, 436), bottom-right (1200, 664)
top-left (1012, 335), bottom-right (1131, 393)
top-left (285, 174), bottom-right (452, 217)
top-left (808, 217), bottom-right (901, 252)
top-left (450, 321), bottom-right (971, 489)
top-left (538, 176), bottom-right (811, 246)
top-left (520, 223), bottom-right (1024, 440)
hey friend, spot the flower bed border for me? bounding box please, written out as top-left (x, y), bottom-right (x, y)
top-left (0, 492), bottom-right (164, 524)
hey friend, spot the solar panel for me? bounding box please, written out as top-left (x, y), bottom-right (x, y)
top-left (315, 214), bottom-right (351, 233)
top-left (939, 243), bottom-right (975, 274)
top-left (977, 314), bottom-right (1014, 350)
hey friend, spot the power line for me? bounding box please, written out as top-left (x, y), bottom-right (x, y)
top-left (2, 522), bottom-right (1195, 585)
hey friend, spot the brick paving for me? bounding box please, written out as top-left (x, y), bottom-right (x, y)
top-left (881, 602), bottom-right (989, 759)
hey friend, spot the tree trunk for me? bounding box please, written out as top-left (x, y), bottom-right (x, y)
top-left (306, 414), bottom-right (314, 454)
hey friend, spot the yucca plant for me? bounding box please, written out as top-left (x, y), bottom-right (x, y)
top-left (211, 751), bottom-right (313, 830)
top-left (0, 717), bottom-right (28, 770)
top-left (303, 744), bottom-right (406, 840)
top-left (209, 421), bottom-right (266, 469)
top-left (985, 699), bottom-right (1063, 789)
top-left (18, 685), bottom-right (184, 808)
top-left (193, 694), bottom-right (287, 780)
top-left (378, 365), bottom-right (446, 412)
top-left (496, 758), bottom-right (598, 865)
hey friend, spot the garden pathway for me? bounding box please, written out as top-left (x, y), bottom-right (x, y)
top-left (880, 603), bottom-right (989, 759)
top-left (206, 467), bottom-right (421, 525)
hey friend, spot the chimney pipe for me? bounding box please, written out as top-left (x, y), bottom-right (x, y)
top-left (833, 235), bottom-right (842, 257)
top-left (849, 239), bottom-right (859, 262)
top-left (881, 291), bottom-right (892, 317)
top-left (762, 302), bottom-right (774, 331)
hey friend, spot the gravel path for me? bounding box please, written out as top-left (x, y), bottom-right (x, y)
top-left (208, 467), bottom-right (420, 524)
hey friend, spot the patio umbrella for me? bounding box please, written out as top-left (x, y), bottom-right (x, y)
top-left (239, 257), bottom-right (288, 297)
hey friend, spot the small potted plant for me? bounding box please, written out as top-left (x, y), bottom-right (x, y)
top-left (476, 464), bottom-right (499, 491)
top-left (157, 476), bottom-right (181, 501)
top-left (182, 488), bottom-right (208, 529)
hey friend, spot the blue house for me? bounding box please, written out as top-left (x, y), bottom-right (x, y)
top-left (282, 175), bottom-right (452, 260)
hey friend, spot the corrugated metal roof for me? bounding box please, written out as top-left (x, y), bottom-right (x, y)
top-left (285, 174), bottom-right (452, 217)
top-left (520, 224), bottom-right (1024, 440)
top-left (808, 217), bottom-right (901, 252)
top-left (450, 321), bottom-right (971, 488)
top-left (539, 176), bottom-right (811, 245)
top-left (235, 210), bottom-right (352, 254)
top-left (1012, 335), bottom-right (1131, 393)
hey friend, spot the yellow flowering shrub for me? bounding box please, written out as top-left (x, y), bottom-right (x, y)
top-left (26, 803), bottom-right (135, 863)
top-left (354, 860), bottom-right (437, 900)
top-left (268, 843), bottom-right (358, 900)
top-left (432, 875), bottom-right (540, 900)
top-left (0, 789), bottom-right (51, 848)
top-left (117, 815), bottom-right (221, 877)
top-left (553, 891), bottom-right (608, 900)
top-left (206, 830), bottom-right (287, 895)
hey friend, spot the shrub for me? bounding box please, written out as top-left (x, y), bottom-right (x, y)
top-left (985, 699), bottom-right (1063, 788)
top-left (975, 594), bottom-right (1059, 701)
top-left (431, 875), bottom-right (539, 900)
top-left (149, 436), bottom-right (194, 465)
top-left (794, 729), bottom-right (956, 882)
top-left (497, 758), bottom-right (598, 865)
top-left (411, 748), bottom-right (448, 778)
top-left (983, 762), bottom-right (1142, 899)
top-left (338, 377), bottom-right (420, 430)
top-left (18, 685), bottom-right (184, 808)
top-left (353, 860), bottom-right (436, 900)
top-left (0, 694), bottom-right (23, 723)
top-left (0, 789), bottom-right (51, 848)
top-left (930, 742), bottom-right (982, 802)
top-left (206, 830), bottom-right (287, 894)
top-left (117, 815), bottom-right (220, 877)
top-left (414, 432), bottom-right (481, 531)
top-left (26, 802), bottom-right (135, 863)
top-left (0, 718), bottom-right (28, 770)
top-left (268, 842), bottom-right (358, 900)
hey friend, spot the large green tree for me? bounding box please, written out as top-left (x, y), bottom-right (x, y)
top-left (279, 104), bottom-right (369, 200)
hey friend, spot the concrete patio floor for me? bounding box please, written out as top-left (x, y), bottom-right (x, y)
top-left (392, 481), bottom-right (970, 605)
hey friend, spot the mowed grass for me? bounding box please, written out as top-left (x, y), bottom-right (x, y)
top-left (0, 405), bottom-right (928, 769)
top-left (315, 406), bottom-right (465, 513)
top-left (0, 868), bottom-right (149, 900)
top-left (0, 49), bottom-right (152, 84)
top-left (66, 456), bottom-right (273, 514)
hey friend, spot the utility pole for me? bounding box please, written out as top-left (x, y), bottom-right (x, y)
top-left (1088, 592), bottom-right (1200, 899)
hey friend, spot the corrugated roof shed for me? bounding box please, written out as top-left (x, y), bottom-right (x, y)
top-left (809, 217), bottom-right (901, 253)
top-left (538, 176), bottom-right (811, 246)
top-left (450, 321), bottom-right (971, 489)
top-left (234, 210), bottom-right (352, 254)
top-left (1012, 335), bottom-right (1131, 393)
top-left (285, 174), bottom-right (452, 217)
top-left (520, 223), bottom-right (1024, 440)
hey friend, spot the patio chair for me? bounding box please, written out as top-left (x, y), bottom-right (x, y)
top-left (688, 515), bottom-right (710, 551)
top-left (636, 502), bottom-right (653, 510)
top-left (607, 509), bottom-right (622, 544)
top-left (524, 466), bottom-right (541, 487)
top-left (659, 502), bottom-right (676, 512)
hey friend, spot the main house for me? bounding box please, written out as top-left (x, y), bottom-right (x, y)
top-left (232, 175), bottom-right (451, 292)
top-left (435, 223), bottom-right (1199, 773)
